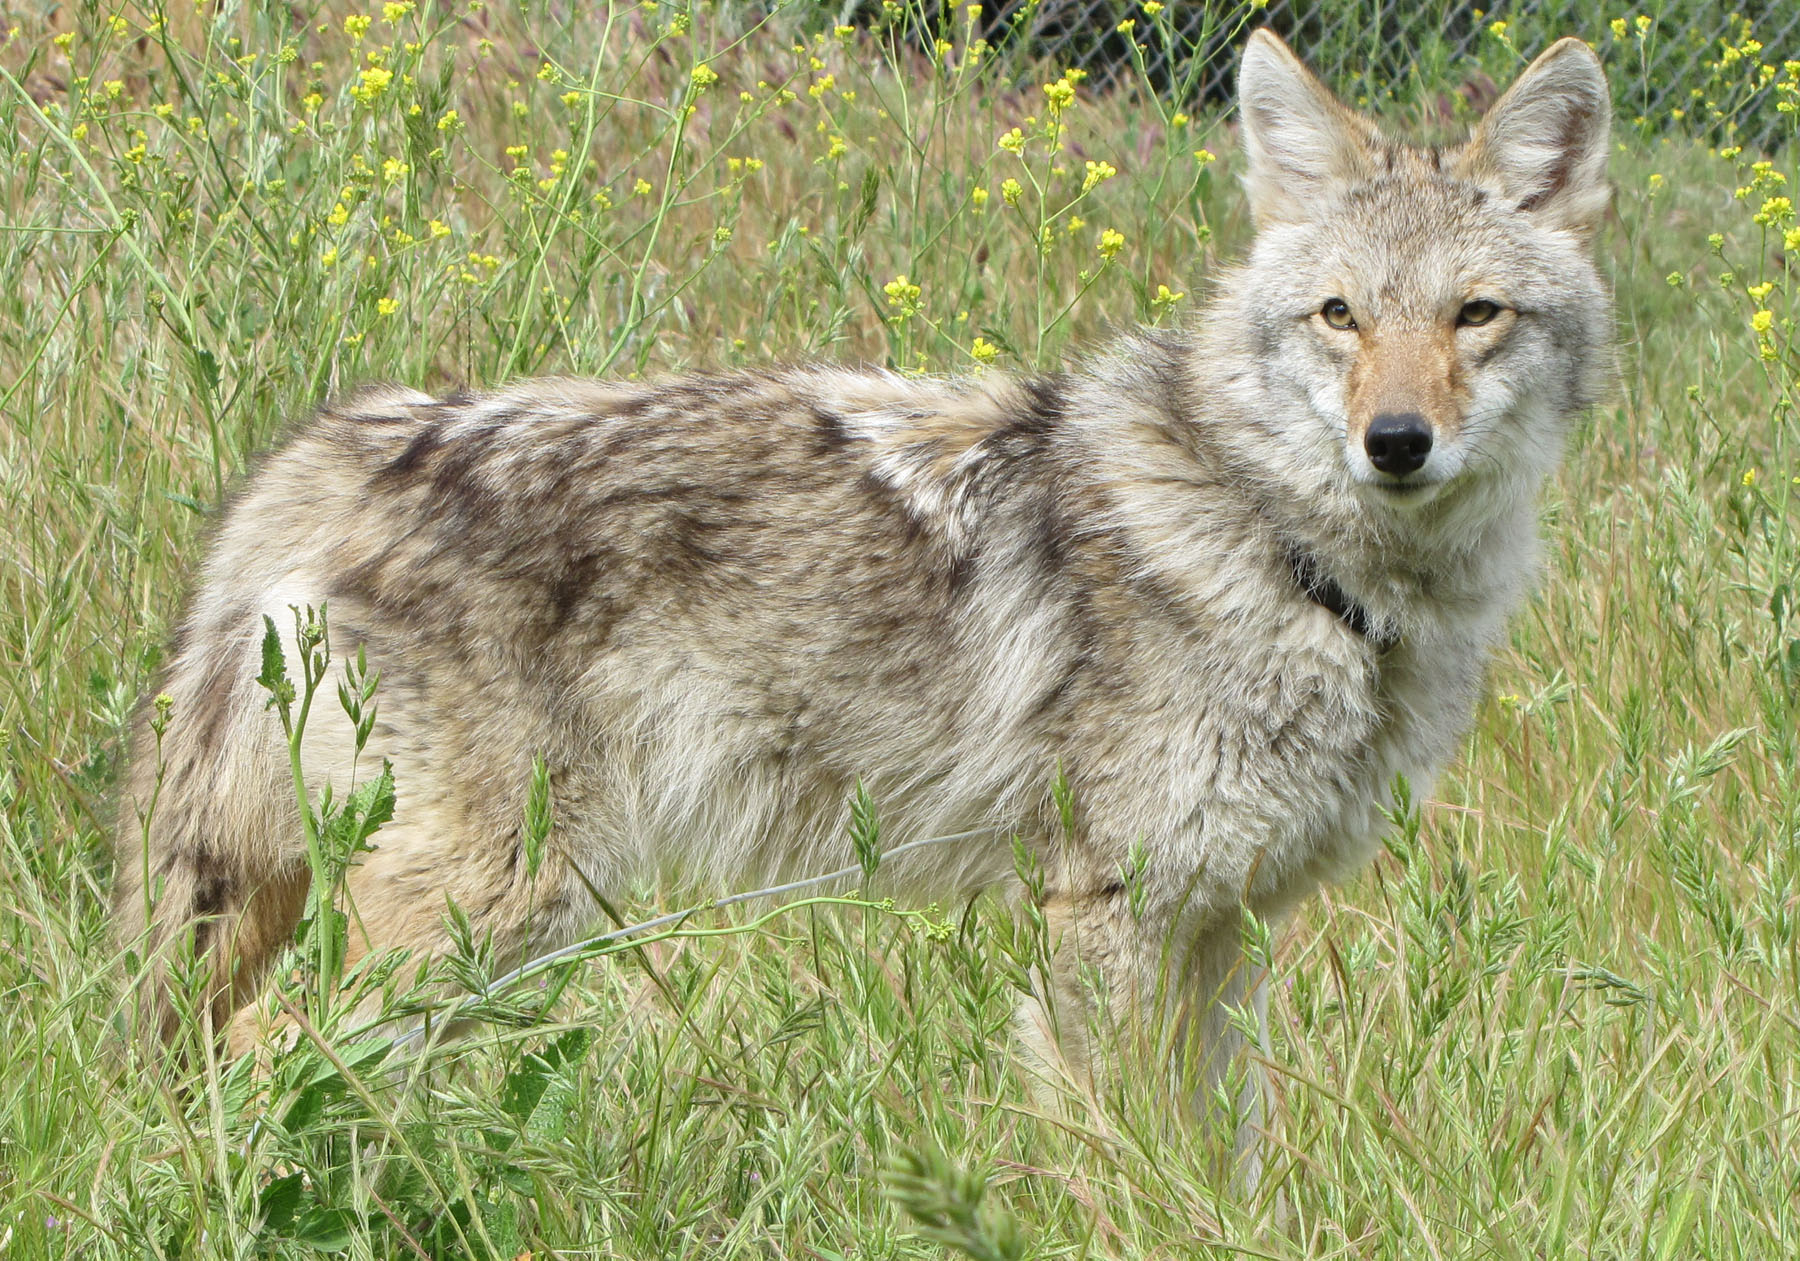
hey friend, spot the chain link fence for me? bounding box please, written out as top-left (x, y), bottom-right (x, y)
top-left (958, 0), bottom-right (1799, 148)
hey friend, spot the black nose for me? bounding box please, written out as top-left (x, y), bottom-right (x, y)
top-left (1364, 412), bottom-right (1433, 476)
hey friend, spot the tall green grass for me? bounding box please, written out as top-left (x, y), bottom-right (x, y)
top-left (1, 2), bottom-right (1797, 1256)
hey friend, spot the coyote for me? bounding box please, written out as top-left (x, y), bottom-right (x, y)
top-left (118, 31), bottom-right (1612, 1167)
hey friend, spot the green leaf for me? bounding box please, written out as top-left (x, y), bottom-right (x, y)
top-left (258, 1172), bottom-right (305, 1233)
top-left (292, 1206), bottom-right (355, 1251)
top-left (192, 346), bottom-right (221, 395)
top-left (257, 614), bottom-right (289, 698)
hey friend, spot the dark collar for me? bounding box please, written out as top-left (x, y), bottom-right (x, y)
top-left (1286, 547), bottom-right (1399, 652)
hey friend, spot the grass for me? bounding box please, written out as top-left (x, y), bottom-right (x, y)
top-left (2, 1), bottom-right (1798, 1256)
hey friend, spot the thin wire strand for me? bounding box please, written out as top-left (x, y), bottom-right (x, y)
top-left (388, 826), bottom-right (995, 1052)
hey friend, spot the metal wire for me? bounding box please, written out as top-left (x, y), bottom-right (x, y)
top-left (968, 0), bottom-right (1794, 149)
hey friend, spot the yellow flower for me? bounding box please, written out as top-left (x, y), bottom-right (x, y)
top-left (998, 127), bottom-right (1025, 155)
top-left (692, 63), bottom-right (719, 90)
top-left (1784, 227), bottom-right (1800, 251)
top-left (1082, 160), bottom-right (1117, 192)
top-left (351, 66), bottom-right (393, 103)
top-left (970, 337), bottom-right (999, 364)
top-left (1610, 18), bottom-right (1627, 39)
top-left (634, 178), bottom-right (653, 195)
top-left (808, 73), bottom-right (833, 98)
top-left (377, 297), bottom-right (399, 316)
top-left (428, 219), bottom-right (451, 237)
top-left (1743, 468), bottom-right (1759, 486)
top-left (326, 202), bottom-right (349, 226)
top-left (1755, 196), bottom-right (1794, 226)
top-left (971, 186), bottom-right (989, 210)
top-left (382, 2), bottom-right (414, 22)
top-left (1748, 281), bottom-right (1774, 302)
top-left (1193, 148), bottom-right (1216, 166)
top-left (1001, 177), bottom-right (1023, 206)
top-left (344, 14), bottom-right (371, 41)
top-left (883, 274), bottom-right (922, 317)
top-left (1751, 309), bottom-right (1773, 333)
top-left (1152, 283), bottom-right (1185, 309)
top-left (1097, 227), bottom-right (1125, 258)
top-left (1144, 0), bottom-right (1165, 13)
top-left (1043, 77), bottom-right (1076, 113)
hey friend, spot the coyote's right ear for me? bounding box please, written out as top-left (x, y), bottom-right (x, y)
top-left (1235, 29), bottom-right (1379, 226)
top-left (1458, 38), bottom-right (1612, 237)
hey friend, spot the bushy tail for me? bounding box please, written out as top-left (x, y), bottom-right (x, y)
top-left (113, 634), bottom-right (309, 1046)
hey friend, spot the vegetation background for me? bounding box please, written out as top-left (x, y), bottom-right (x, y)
top-left (1, 1), bottom-right (1797, 1256)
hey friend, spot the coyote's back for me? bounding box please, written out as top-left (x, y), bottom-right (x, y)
top-left (117, 30), bottom-right (1613, 1169)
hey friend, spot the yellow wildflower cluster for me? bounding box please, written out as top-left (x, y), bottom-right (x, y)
top-left (883, 274), bottom-right (922, 320)
top-left (1754, 196), bottom-right (1793, 227)
top-left (350, 66), bottom-right (393, 105)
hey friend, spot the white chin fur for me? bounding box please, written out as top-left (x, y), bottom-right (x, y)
top-left (1352, 478), bottom-right (1447, 510)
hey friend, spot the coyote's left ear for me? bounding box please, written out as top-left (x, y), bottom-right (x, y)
top-left (1236, 29), bottom-right (1379, 226)
top-left (1459, 38), bottom-right (1612, 237)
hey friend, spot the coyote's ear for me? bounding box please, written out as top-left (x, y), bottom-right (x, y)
top-left (1236, 29), bottom-right (1379, 226)
top-left (1459, 38), bottom-right (1612, 237)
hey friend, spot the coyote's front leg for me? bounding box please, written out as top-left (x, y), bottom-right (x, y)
top-left (1017, 885), bottom-right (1273, 1185)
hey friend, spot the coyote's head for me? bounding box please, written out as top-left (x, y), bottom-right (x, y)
top-left (1227, 30), bottom-right (1613, 516)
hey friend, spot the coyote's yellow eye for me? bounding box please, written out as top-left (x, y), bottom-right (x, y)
top-left (1458, 300), bottom-right (1500, 327)
top-left (1320, 298), bottom-right (1356, 330)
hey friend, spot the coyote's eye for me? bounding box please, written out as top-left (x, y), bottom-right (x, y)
top-left (1458, 300), bottom-right (1501, 327)
top-left (1320, 298), bottom-right (1356, 330)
